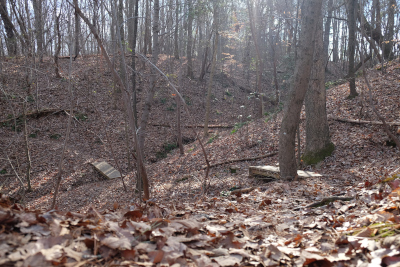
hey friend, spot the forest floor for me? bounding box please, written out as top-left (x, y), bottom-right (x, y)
top-left (0, 55), bottom-right (400, 266)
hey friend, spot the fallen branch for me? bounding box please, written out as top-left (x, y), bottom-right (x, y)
top-left (306, 197), bottom-right (354, 208)
top-left (330, 117), bottom-right (400, 126)
top-left (0, 108), bottom-right (73, 124)
top-left (151, 123), bottom-right (233, 129)
top-left (202, 152), bottom-right (278, 169)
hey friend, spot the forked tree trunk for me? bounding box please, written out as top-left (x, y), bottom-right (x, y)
top-left (279, 0), bottom-right (323, 180)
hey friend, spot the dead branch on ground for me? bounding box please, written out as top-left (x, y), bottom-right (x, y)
top-left (151, 123), bottom-right (234, 128)
top-left (330, 117), bottom-right (400, 126)
top-left (0, 108), bottom-right (74, 124)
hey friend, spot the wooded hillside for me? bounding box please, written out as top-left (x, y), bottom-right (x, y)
top-left (0, 0), bottom-right (400, 266)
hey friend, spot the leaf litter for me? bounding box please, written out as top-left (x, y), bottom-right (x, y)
top-left (0, 57), bottom-right (399, 266)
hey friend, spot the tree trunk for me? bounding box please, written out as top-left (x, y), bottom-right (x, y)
top-left (137, 0), bottom-right (160, 194)
top-left (247, 0), bottom-right (264, 117)
top-left (279, 0), bottom-right (323, 180)
top-left (74, 6), bottom-right (80, 60)
top-left (174, 0), bottom-right (179, 59)
top-left (143, 0), bottom-right (151, 54)
top-left (176, 92), bottom-right (184, 155)
top-left (186, 0), bottom-right (194, 78)
top-left (323, 0), bottom-right (333, 64)
top-left (383, 0), bottom-right (396, 60)
top-left (347, 0), bottom-right (358, 98)
top-left (204, 2), bottom-right (219, 137)
top-left (303, 6), bottom-right (333, 165)
top-left (332, 5), bottom-right (339, 62)
top-left (0, 0), bottom-right (17, 56)
top-left (54, 13), bottom-right (61, 78)
top-left (31, 0), bottom-right (43, 62)
top-left (10, 0), bottom-right (31, 54)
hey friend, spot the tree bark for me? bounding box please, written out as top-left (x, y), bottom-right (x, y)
top-left (204, 2), bottom-right (219, 137)
top-left (174, 0), bottom-right (179, 59)
top-left (303, 6), bottom-right (333, 165)
top-left (143, 0), bottom-right (151, 54)
top-left (31, 0), bottom-right (43, 62)
top-left (186, 0), bottom-right (194, 78)
top-left (279, 0), bottom-right (323, 180)
top-left (247, 0), bottom-right (264, 117)
top-left (347, 0), bottom-right (358, 98)
top-left (323, 0), bottom-right (333, 64)
top-left (136, 0), bottom-right (160, 194)
top-left (74, 5), bottom-right (81, 60)
top-left (54, 12), bottom-right (61, 78)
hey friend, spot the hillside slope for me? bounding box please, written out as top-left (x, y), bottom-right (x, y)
top-left (1, 56), bottom-right (400, 265)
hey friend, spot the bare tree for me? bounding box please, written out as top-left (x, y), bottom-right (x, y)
top-left (73, 0), bottom-right (150, 200)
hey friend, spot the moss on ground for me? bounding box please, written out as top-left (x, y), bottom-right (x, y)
top-left (302, 142), bottom-right (335, 165)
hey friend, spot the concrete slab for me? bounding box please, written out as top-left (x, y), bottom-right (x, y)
top-left (249, 165), bottom-right (322, 179)
top-left (91, 161), bottom-right (121, 179)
